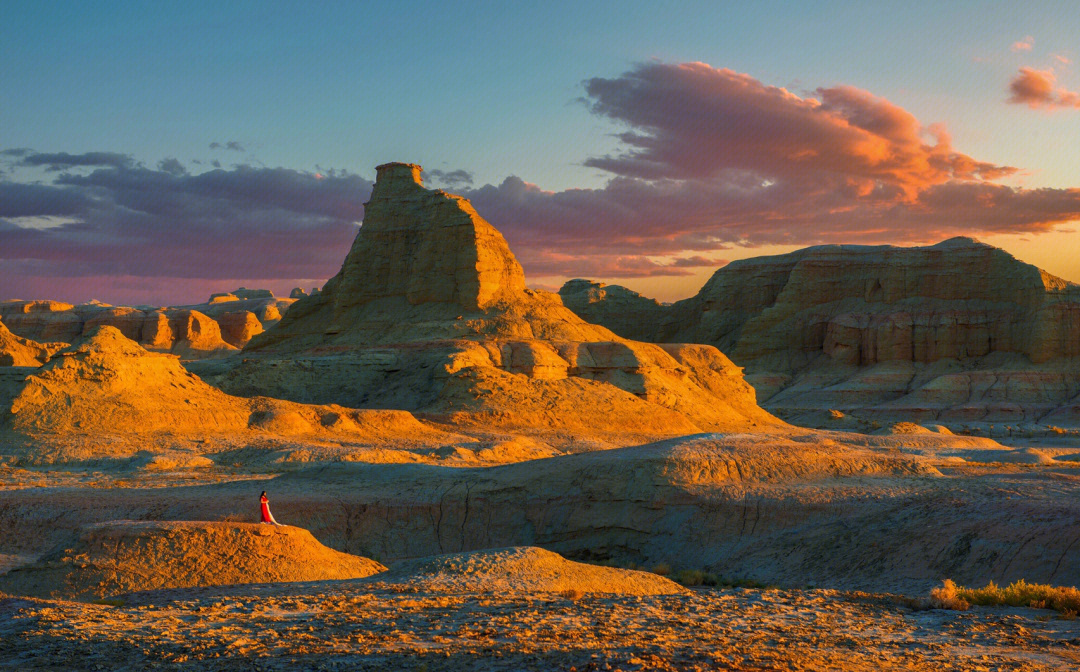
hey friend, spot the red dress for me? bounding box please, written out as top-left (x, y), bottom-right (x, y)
top-left (260, 495), bottom-right (280, 525)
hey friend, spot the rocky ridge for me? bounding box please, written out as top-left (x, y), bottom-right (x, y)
top-left (0, 290), bottom-right (295, 362)
top-left (560, 239), bottom-right (1080, 428)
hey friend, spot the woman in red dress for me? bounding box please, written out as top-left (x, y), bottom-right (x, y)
top-left (260, 491), bottom-right (282, 526)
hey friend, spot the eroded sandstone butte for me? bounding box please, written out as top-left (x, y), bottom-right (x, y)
top-left (0, 289), bottom-right (295, 362)
top-left (221, 163), bottom-right (781, 447)
top-left (560, 238), bottom-right (1080, 428)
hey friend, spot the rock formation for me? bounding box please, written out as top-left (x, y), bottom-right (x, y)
top-left (0, 319), bottom-right (64, 367)
top-left (373, 546), bottom-right (684, 596)
top-left (0, 326), bottom-right (473, 464)
top-left (224, 163), bottom-right (780, 447)
top-left (0, 521), bottom-right (385, 601)
top-left (560, 239), bottom-right (1080, 428)
top-left (0, 292), bottom-right (295, 360)
top-left (6, 326), bottom-right (251, 437)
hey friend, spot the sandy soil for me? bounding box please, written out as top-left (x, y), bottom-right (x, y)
top-left (3, 582), bottom-right (1078, 671)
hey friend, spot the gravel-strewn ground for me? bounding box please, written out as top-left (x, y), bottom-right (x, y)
top-left (3, 583), bottom-right (1079, 671)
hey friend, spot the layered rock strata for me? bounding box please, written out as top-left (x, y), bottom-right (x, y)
top-left (560, 239), bottom-right (1080, 427)
top-left (0, 291), bottom-right (294, 361)
top-left (226, 163), bottom-right (781, 446)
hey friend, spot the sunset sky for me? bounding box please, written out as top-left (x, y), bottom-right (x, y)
top-left (3, 1), bottom-right (1080, 305)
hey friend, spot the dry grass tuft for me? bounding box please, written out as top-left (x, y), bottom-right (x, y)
top-left (931, 579), bottom-right (1080, 614)
top-left (559, 588), bottom-right (584, 600)
top-left (929, 579), bottom-right (970, 610)
top-left (650, 563), bottom-right (671, 577)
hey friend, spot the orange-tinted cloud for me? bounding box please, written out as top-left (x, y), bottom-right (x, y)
top-left (1008, 67), bottom-right (1080, 109)
top-left (5, 63), bottom-right (1080, 303)
top-left (581, 62), bottom-right (1012, 195)
top-left (465, 63), bottom-right (1080, 279)
top-left (1011, 36), bottom-right (1034, 52)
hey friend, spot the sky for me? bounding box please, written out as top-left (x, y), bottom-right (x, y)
top-left (3, 0), bottom-right (1080, 305)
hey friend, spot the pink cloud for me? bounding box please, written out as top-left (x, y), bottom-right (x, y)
top-left (1008, 67), bottom-right (1080, 109)
top-left (464, 63), bottom-right (1080, 280)
top-left (6, 63), bottom-right (1080, 302)
top-left (581, 62), bottom-right (1011, 194)
top-left (1011, 36), bottom-right (1034, 52)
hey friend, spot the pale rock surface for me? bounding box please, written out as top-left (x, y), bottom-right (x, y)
top-left (560, 239), bottom-right (1080, 427)
top-left (0, 521), bottom-right (385, 601)
top-left (227, 163), bottom-right (781, 447)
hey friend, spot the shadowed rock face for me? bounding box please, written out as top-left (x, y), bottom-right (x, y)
top-left (227, 163), bottom-right (781, 445)
top-left (560, 238), bottom-right (1080, 427)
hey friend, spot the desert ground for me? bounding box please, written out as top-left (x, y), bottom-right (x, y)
top-left (3, 163), bottom-right (1080, 670)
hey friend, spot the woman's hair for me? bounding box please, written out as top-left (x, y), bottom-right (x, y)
top-left (260, 491), bottom-right (267, 497)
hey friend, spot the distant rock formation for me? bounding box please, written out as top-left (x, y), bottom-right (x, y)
top-left (225, 163), bottom-right (781, 447)
top-left (0, 291), bottom-right (295, 361)
top-left (559, 238), bottom-right (1080, 427)
top-left (0, 521), bottom-right (385, 601)
top-left (209, 287), bottom-right (276, 303)
top-left (289, 287), bottom-right (321, 299)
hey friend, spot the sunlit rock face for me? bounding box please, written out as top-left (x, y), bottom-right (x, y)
top-left (559, 238), bottom-right (1080, 426)
top-left (0, 293), bottom-right (294, 361)
top-left (228, 162), bottom-right (781, 445)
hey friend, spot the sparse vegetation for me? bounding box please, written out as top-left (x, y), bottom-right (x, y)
top-left (931, 579), bottom-right (1080, 615)
top-left (92, 598), bottom-right (125, 607)
top-left (559, 588), bottom-right (584, 600)
top-left (650, 563), bottom-right (671, 576)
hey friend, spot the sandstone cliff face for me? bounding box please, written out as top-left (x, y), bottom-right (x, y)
top-left (230, 163), bottom-right (780, 446)
top-left (0, 292), bottom-right (294, 361)
top-left (559, 238), bottom-right (1080, 427)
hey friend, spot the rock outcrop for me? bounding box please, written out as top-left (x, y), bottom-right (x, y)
top-left (1, 326), bottom-right (473, 464)
top-left (374, 546), bottom-right (685, 596)
top-left (0, 320), bottom-right (64, 367)
top-left (0, 293), bottom-right (295, 360)
top-left (560, 239), bottom-right (1080, 428)
top-left (0, 521), bottom-right (385, 601)
top-left (225, 163), bottom-right (781, 447)
top-left (6, 326), bottom-right (251, 436)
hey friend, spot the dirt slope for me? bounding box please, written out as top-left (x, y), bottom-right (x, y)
top-left (0, 521), bottom-right (385, 601)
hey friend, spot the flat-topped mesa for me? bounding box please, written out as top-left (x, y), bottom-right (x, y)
top-left (330, 161), bottom-right (527, 312)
